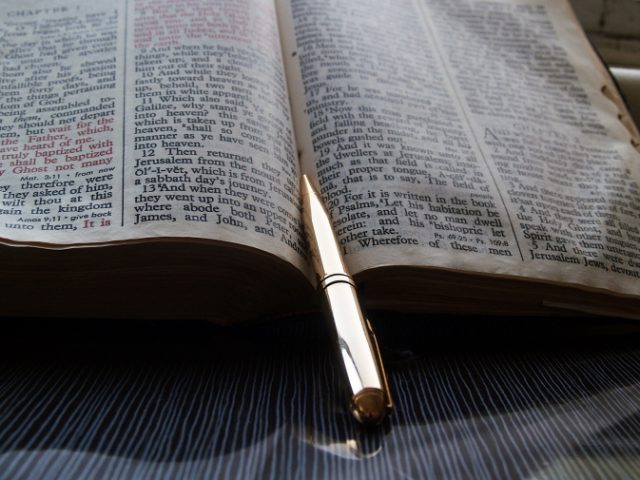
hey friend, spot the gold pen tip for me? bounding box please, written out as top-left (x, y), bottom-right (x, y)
top-left (352, 389), bottom-right (389, 426)
top-left (300, 174), bottom-right (313, 196)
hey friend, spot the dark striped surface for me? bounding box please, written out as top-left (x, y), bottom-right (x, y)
top-left (0, 316), bottom-right (639, 479)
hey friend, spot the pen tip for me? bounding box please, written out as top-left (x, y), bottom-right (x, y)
top-left (300, 174), bottom-right (312, 191)
top-left (352, 389), bottom-right (388, 426)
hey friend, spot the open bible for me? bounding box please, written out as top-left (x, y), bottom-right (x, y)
top-left (1, 0), bottom-right (639, 322)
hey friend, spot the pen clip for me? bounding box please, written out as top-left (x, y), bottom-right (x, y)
top-left (366, 319), bottom-right (393, 412)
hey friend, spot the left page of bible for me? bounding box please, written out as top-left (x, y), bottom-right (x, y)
top-left (0, 0), bottom-right (307, 273)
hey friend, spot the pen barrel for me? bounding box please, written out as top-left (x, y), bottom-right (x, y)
top-left (320, 274), bottom-right (385, 396)
top-left (301, 175), bottom-right (391, 424)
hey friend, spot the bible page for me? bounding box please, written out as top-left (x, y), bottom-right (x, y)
top-left (278, 0), bottom-right (640, 298)
top-left (0, 0), bottom-right (307, 272)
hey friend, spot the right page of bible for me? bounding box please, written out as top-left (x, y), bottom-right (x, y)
top-left (278, 0), bottom-right (640, 298)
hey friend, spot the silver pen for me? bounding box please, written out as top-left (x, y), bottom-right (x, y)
top-left (300, 174), bottom-right (392, 425)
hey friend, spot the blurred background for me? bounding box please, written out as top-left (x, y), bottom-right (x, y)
top-left (570, 0), bottom-right (640, 68)
top-left (570, 0), bottom-right (640, 123)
